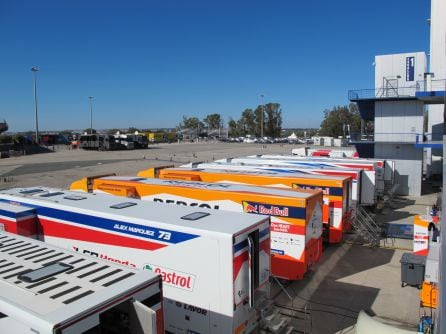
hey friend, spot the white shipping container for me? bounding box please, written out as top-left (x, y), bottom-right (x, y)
top-left (333, 139), bottom-right (347, 147)
top-left (323, 137), bottom-right (334, 147)
top-left (314, 137), bottom-right (324, 146)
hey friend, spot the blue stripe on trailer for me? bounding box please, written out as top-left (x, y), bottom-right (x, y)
top-left (0, 207), bottom-right (35, 219)
top-left (234, 227), bottom-right (270, 253)
top-left (0, 199), bottom-right (199, 244)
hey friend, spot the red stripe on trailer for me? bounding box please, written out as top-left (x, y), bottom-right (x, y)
top-left (337, 163), bottom-right (374, 171)
top-left (0, 217), bottom-right (37, 237)
top-left (311, 150), bottom-right (331, 157)
top-left (314, 170), bottom-right (359, 180)
top-left (39, 218), bottom-right (168, 251)
top-left (233, 251), bottom-right (248, 281)
top-left (233, 238), bottom-right (269, 280)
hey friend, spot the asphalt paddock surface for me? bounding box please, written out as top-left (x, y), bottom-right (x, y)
top-left (0, 142), bottom-right (432, 333)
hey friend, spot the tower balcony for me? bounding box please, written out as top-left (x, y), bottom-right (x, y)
top-left (348, 79), bottom-right (446, 120)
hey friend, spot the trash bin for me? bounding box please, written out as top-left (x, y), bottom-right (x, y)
top-left (400, 252), bottom-right (426, 288)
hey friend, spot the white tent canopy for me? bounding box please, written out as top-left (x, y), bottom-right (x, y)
top-left (287, 132), bottom-right (297, 139)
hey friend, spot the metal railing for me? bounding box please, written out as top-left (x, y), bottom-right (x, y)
top-left (349, 132), bottom-right (443, 149)
top-left (349, 132), bottom-right (373, 142)
top-left (416, 79), bottom-right (446, 92)
top-left (349, 79), bottom-right (446, 101)
top-left (348, 86), bottom-right (417, 100)
top-left (349, 132), bottom-right (423, 143)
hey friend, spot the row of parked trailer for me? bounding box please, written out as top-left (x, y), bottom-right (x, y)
top-left (78, 132), bottom-right (178, 150)
top-left (79, 133), bottom-right (148, 150)
top-left (0, 152), bottom-right (395, 333)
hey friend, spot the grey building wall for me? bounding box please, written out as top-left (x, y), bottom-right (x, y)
top-left (427, 104), bottom-right (444, 177)
top-left (375, 143), bottom-right (423, 196)
top-left (374, 100), bottom-right (424, 143)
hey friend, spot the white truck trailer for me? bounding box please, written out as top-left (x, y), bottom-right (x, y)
top-left (70, 175), bottom-right (323, 280)
top-left (0, 230), bottom-right (164, 334)
top-left (213, 157), bottom-right (377, 205)
top-left (116, 134), bottom-right (135, 149)
top-left (0, 187), bottom-right (270, 334)
top-left (78, 134), bottom-right (116, 151)
top-left (247, 154), bottom-right (395, 195)
top-left (183, 161), bottom-right (369, 206)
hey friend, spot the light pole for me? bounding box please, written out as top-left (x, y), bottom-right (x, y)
top-left (260, 94), bottom-right (265, 139)
top-left (88, 96), bottom-right (93, 134)
top-left (31, 67), bottom-right (39, 144)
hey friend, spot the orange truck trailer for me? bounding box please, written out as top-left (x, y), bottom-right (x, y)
top-left (138, 166), bottom-right (353, 244)
top-left (70, 175), bottom-right (324, 280)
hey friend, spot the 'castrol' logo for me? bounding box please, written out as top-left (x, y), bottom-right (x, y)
top-left (144, 264), bottom-right (196, 292)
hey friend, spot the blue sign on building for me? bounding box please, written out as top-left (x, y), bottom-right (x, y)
top-left (406, 56), bottom-right (415, 81)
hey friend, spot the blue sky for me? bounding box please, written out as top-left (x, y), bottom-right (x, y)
top-left (0, 0), bottom-right (430, 132)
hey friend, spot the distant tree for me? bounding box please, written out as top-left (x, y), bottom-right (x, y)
top-left (253, 103), bottom-right (282, 137)
top-left (12, 134), bottom-right (25, 145)
top-left (319, 103), bottom-right (361, 138)
top-left (203, 114), bottom-right (222, 130)
top-left (264, 103), bottom-right (282, 137)
top-left (236, 118), bottom-right (246, 136)
top-left (254, 106), bottom-right (263, 137)
top-left (240, 109), bottom-right (256, 135)
top-left (0, 135), bottom-right (12, 144)
top-left (180, 116), bottom-right (205, 138)
top-left (180, 116), bottom-right (202, 130)
top-left (362, 119), bottom-right (374, 136)
top-left (179, 101), bottom-right (282, 138)
top-left (349, 103), bottom-right (362, 131)
top-left (227, 117), bottom-right (238, 137)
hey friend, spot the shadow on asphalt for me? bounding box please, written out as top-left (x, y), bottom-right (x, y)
top-left (374, 209), bottom-right (415, 225)
top-left (272, 244), bottom-right (395, 333)
top-left (422, 180), bottom-right (443, 196)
